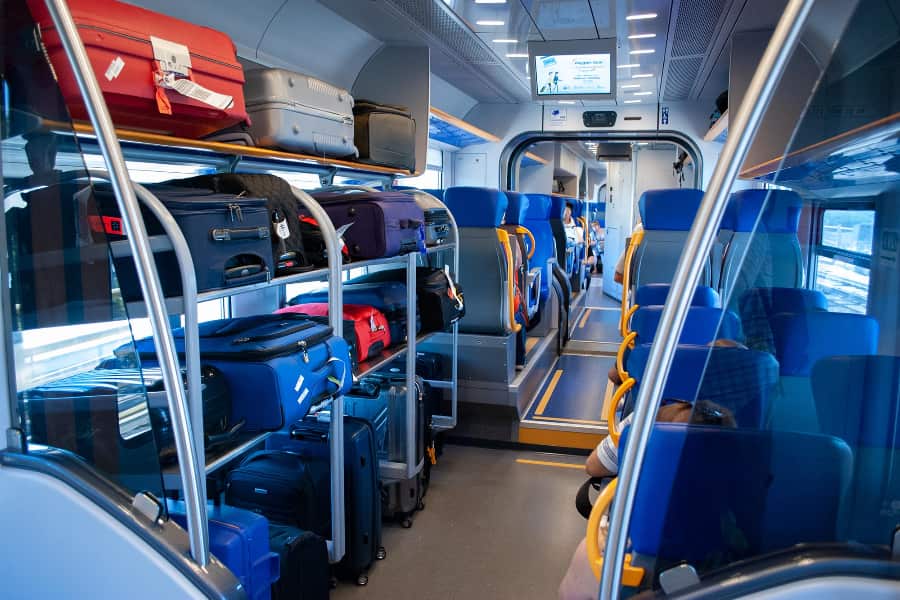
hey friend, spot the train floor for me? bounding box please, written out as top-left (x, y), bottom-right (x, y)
top-left (333, 445), bottom-right (588, 600)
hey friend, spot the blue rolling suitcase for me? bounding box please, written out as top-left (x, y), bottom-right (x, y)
top-left (288, 281), bottom-right (420, 346)
top-left (343, 381), bottom-right (389, 460)
top-left (134, 314), bottom-right (352, 431)
top-left (168, 501), bottom-right (280, 600)
top-left (267, 416), bottom-right (384, 585)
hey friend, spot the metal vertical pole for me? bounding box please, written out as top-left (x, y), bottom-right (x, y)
top-left (598, 1), bottom-right (816, 597)
top-left (291, 187), bottom-right (345, 562)
top-left (42, 0), bottom-right (210, 565)
top-left (405, 251), bottom-right (418, 479)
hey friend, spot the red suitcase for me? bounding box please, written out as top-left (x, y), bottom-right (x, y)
top-left (276, 303), bottom-right (391, 366)
top-left (28, 0), bottom-right (249, 138)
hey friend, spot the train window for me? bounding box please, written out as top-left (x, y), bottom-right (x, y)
top-left (813, 209), bottom-right (874, 313)
top-left (396, 146), bottom-right (443, 189)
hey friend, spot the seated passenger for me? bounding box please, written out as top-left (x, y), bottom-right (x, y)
top-left (559, 400), bottom-right (736, 600)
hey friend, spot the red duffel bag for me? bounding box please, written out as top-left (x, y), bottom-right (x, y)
top-left (276, 303), bottom-right (391, 367)
top-left (28, 0), bottom-right (249, 138)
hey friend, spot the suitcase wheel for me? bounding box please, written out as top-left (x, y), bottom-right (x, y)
top-left (401, 517), bottom-right (413, 529)
top-left (357, 573), bottom-right (369, 586)
top-left (376, 547), bottom-right (387, 560)
top-left (417, 500), bottom-right (425, 511)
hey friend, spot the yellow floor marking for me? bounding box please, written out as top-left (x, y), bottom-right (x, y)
top-left (518, 427), bottom-right (604, 450)
top-left (534, 369), bottom-right (564, 416)
top-left (525, 337), bottom-right (540, 353)
top-left (532, 415), bottom-right (607, 426)
top-left (515, 458), bottom-right (585, 470)
top-left (578, 308), bottom-right (592, 329)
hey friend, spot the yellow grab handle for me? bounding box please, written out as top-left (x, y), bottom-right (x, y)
top-left (606, 378), bottom-right (635, 447)
top-left (586, 478), bottom-right (646, 586)
top-left (622, 304), bottom-right (640, 337)
top-left (497, 228), bottom-right (522, 333)
top-left (619, 229), bottom-right (645, 337)
top-left (516, 226), bottom-right (537, 260)
top-left (617, 332), bottom-right (638, 382)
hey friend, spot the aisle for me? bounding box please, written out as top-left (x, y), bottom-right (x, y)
top-left (332, 445), bottom-right (588, 600)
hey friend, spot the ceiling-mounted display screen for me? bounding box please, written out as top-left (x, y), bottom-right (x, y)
top-left (529, 39), bottom-right (616, 102)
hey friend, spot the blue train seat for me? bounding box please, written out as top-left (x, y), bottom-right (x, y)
top-left (738, 286), bottom-right (828, 352)
top-left (549, 195), bottom-right (575, 277)
top-left (421, 188), bottom-right (445, 201)
top-left (627, 344), bottom-right (779, 427)
top-left (444, 187), bottom-right (517, 335)
top-left (522, 194), bottom-right (557, 303)
top-left (630, 306), bottom-right (743, 346)
top-left (769, 311), bottom-right (879, 432)
top-left (504, 191), bottom-right (541, 321)
top-left (812, 355), bottom-right (900, 544)
top-left (634, 284), bottom-right (721, 309)
top-left (720, 190), bottom-right (805, 311)
top-left (621, 424), bottom-right (852, 575)
top-left (633, 189), bottom-right (709, 289)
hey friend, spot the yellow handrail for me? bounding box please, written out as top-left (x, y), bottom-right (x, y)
top-left (622, 304), bottom-right (640, 336)
top-left (606, 377), bottom-right (635, 447)
top-left (616, 332), bottom-right (638, 382)
top-left (497, 229), bottom-right (522, 333)
top-left (586, 478), bottom-right (645, 586)
top-left (619, 229), bottom-right (645, 337)
top-left (515, 226), bottom-right (537, 260)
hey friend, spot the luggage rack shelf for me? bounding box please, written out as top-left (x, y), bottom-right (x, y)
top-left (356, 332), bottom-right (443, 379)
top-left (160, 431), bottom-right (273, 489)
top-left (45, 120), bottom-right (413, 181)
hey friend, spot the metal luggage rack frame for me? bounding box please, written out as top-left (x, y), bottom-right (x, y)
top-left (25, 0), bottom-right (461, 570)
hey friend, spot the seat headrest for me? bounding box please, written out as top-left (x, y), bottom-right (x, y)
top-left (638, 188), bottom-right (705, 231)
top-left (635, 284), bottom-right (721, 308)
top-left (628, 344), bottom-right (779, 428)
top-left (632, 306), bottom-right (743, 345)
top-left (771, 312), bottom-right (878, 376)
top-left (572, 199), bottom-right (585, 219)
top-left (621, 424), bottom-right (852, 560)
top-left (504, 191), bottom-right (530, 225)
top-left (444, 187), bottom-right (508, 228)
top-left (422, 188), bottom-right (445, 201)
top-left (724, 189), bottom-right (802, 233)
top-left (524, 194), bottom-right (553, 220)
top-left (739, 287), bottom-right (828, 319)
top-left (549, 195), bottom-right (568, 220)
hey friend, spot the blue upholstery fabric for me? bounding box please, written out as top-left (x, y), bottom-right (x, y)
top-left (622, 424), bottom-right (852, 564)
top-left (724, 189), bottom-right (802, 233)
top-left (811, 355), bottom-right (900, 544)
top-left (638, 189), bottom-right (705, 231)
top-left (504, 191), bottom-right (530, 226)
top-left (522, 194), bottom-right (557, 301)
top-left (572, 199), bottom-right (585, 219)
top-left (738, 287), bottom-right (828, 353)
top-left (630, 306), bottom-right (743, 345)
top-left (444, 187), bottom-right (508, 228)
top-left (549, 195), bottom-right (567, 220)
top-left (422, 188), bottom-right (445, 201)
top-left (771, 312), bottom-right (878, 376)
top-left (635, 284), bottom-right (721, 308)
top-left (628, 344), bottom-right (779, 427)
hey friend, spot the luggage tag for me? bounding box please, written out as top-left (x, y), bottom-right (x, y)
top-left (150, 36), bottom-right (234, 114)
top-left (442, 265), bottom-right (464, 310)
top-left (335, 223), bottom-right (353, 260)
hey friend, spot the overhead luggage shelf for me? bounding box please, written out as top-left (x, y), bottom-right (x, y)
top-left (46, 120), bottom-right (413, 178)
top-left (740, 112), bottom-right (900, 192)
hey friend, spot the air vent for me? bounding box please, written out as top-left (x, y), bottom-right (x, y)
top-left (664, 57), bottom-right (704, 100)
top-left (671, 0), bottom-right (728, 58)
top-left (385, 0), bottom-right (501, 66)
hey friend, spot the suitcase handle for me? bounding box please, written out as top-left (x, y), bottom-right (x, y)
top-left (211, 226), bottom-right (270, 241)
top-left (205, 418), bottom-right (246, 449)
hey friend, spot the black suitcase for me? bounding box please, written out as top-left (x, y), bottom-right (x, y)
top-left (92, 184), bottom-right (273, 302)
top-left (353, 100), bottom-right (416, 171)
top-left (170, 173), bottom-right (316, 275)
top-left (400, 189), bottom-right (451, 246)
top-left (268, 523), bottom-right (330, 600)
top-left (267, 416), bottom-right (385, 585)
top-left (225, 449), bottom-right (329, 537)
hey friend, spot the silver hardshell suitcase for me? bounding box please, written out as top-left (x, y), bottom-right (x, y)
top-left (245, 68), bottom-right (359, 158)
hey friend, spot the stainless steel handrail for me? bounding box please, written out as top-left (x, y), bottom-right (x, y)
top-left (598, 0), bottom-right (816, 597)
top-left (291, 186), bottom-right (346, 563)
top-left (43, 0), bottom-right (209, 565)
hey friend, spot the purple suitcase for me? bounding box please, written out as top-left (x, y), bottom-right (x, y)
top-left (310, 189), bottom-right (425, 259)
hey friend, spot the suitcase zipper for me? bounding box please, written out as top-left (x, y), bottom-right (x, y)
top-left (66, 24), bottom-right (243, 71)
top-left (224, 327), bottom-right (333, 360)
top-left (252, 100), bottom-right (353, 126)
top-left (232, 321), bottom-right (316, 344)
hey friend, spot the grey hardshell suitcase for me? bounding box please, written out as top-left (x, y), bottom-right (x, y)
top-left (245, 68), bottom-right (358, 158)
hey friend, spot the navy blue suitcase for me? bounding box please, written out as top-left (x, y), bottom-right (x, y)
top-left (267, 416), bottom-right (384, 585)
top-left (288, 281), bottom-right (420, 346)
top-left (268, 523), bottom-right (330, 600)
top-left (168, 500), bottom-right (280, 600)
top-left (92, 184), bottom-right (273, 302)
top-left (343, 381), bottom-right (389, 460)
top-left (134, 314), bottom-right (353, 431)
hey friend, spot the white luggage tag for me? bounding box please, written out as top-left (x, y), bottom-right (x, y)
top-left (150, 36), bottom-right (234, 114)
top-left (443, 265), bottom-right (464, 310)
top-left (335, 222), bottom-right (353, 254)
